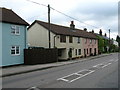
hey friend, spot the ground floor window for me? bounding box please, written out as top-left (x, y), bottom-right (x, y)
top-left (75, 49), bottom-right (77, 56)
top-left (11, 46), bottom-right (20, 55)
top-left (87, 48), bottom-right (88, 54)
top-left (90, 48), bottom-right (92, 56)
top-left (94, 48), bottom-right (97, 55)
top-left (78, 49), bottom-right (81, 55)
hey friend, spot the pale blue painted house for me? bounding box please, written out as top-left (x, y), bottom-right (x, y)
top-left (0, 8), bottom-right (29, 66)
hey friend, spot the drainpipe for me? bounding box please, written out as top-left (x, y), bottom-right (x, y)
top-left (54, 35), bottom-right (57, 48)
top-left (54, 35), bottom-right (58, 62)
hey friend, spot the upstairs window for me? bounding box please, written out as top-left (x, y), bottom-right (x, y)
top-left (94, 40), bottom-right (96, 44)
top-left (78, 37), bottom-right (80, 43)
top-left (11, 25), bottom-right (20, 35)
top-left (11, 46), bottom-right (20, 55)
top-left (69, 36), bottom-right (73, 43)
top-left (85, 38), bottom-right (87, 44)
top-left (90, 39), bottom-right (92, 44)
top-left (60, 35), bottom-right (66, 43)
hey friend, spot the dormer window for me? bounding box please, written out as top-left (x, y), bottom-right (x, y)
top-left (11, 25), bottom-right (20, 35)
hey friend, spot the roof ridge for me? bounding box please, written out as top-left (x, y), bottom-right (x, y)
top-left (29, 20), bottom-right (97, 39)
top-left (35, 20), bottom-right (83, 31)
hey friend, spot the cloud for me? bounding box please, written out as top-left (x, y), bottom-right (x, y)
top-left (0, 0), bottom-right (118, 39)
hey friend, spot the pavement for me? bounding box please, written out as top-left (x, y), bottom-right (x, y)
top-left (1, 53), bottom-right (111, 77)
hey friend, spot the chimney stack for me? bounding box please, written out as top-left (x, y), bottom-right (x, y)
top-left (70, 21), bottom-right (75, 29)
top-left (84, 28), bottom-right (87, 31)
top-left (92, 29), bottom-right (94, 33)
top-left (99, 29), bottom-right (102, 36)
top-left (105, 33), bottom-right (107, 37)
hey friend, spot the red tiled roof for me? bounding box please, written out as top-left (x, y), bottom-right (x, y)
top-left (0, 8), bottom-right (29, 26)
top-left (29, 20), bottom-right (97, 39)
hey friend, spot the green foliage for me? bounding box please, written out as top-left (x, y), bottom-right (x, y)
top-left (116, 35), bottom-right (120, 47)
top-left (96, 35), bottom-right (104, 53)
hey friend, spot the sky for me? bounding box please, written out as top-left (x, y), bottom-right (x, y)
top-left (0, 0), bottom-right (119, 39)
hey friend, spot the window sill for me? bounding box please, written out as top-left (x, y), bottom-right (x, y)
top-left (11, 54), bottom-right (20, 56)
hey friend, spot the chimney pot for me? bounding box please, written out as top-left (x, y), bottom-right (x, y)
top-left (84, 28), bottom-right (87, 31)
top-left (99, 29), bottom-right (102, 36)
top-left (70, 21), bottom-right (75, 29)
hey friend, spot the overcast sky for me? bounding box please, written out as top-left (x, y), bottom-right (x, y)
top-left (0, 0), bottom-right (119, 39)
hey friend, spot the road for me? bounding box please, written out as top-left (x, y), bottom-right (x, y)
top-left (2, 53), bottom-right (119, 89)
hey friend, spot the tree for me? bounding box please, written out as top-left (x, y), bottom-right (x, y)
top-left (116, 35), bottom-right (120, 47)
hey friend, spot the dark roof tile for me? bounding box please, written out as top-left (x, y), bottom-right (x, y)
top-left (29, 20), bottom-right (97, 39)
top-left (0, 8), bottom-right (29, 26)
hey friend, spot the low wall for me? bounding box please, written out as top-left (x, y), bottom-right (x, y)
top-left (24, 48), bottom-right (58, 65)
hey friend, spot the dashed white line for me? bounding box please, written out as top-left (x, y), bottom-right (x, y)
top-left (57, 73), bottom-right (76, 81)
top-left (102, 63), bottom-right (111, 68)
top-left (57, 69), bottom-right (95, 83)
top-left (57, 61), bottom-right (114, 83)
top-left (114, 60), bottom-right (118, 62)
top-left (69, 70), bottom-right (95, 83)
top-left (57, 78), bottom-right (69, 82)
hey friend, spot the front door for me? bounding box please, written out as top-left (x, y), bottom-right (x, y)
top-left (68, 48), bottom-right (72, 59)
top-left (94, 48), bottom-right (96, 56)
top-left (84, 49), bottom-right (86, 57)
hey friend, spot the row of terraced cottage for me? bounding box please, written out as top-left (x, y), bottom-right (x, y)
top-left (1, 8), bottom-right (99, 66)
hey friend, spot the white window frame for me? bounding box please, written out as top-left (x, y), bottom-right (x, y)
top-left (77, 37), bottom-right (80, 43)
top-left (75, 49), bottom-right (77, 55)
top-left (11, 25), bottom-right (20, 35)
top-left (85, 38), bottom-right (87, 44)
top-left (90, 39), bottom-right (92, 44)
top-left (11, 46), bottom-right (20, 55)
top-left (78, 49), bottom-right (81, 55)
top-left (94, 40), bottom-right (96, 44)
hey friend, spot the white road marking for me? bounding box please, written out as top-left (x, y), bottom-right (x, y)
top-left (74, 73), bottom-right (82, 75)
top-left (57, 78), bottom-right (69, 82)
top-left (69, 70), bottom-right (95, 83)
top-left (57, 73), bottom-right (76, 81)
top-left (114, 60), bottom-right (118, 62)
top-left (109, 59), bottom-right (114, 62)
top-left (27, 86), bottom-right (40, 90)
top-left (57, 61), bottom-right (114, 83)
top-left (102, 63), bottom-right (111, 68)
top-left (93, 63), bottom-right (103, 67)
top-left (57, 69), bottom-right (95, 83)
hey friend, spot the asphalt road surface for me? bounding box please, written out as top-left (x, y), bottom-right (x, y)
top-left (2, 53), bottom-right (119, 89)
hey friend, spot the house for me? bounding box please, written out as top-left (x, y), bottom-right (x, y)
top-left (0, 8), bottom-right (29, 66)
top-left (113, 39), bottom-right (118, 47)
top-left (28, 20), bottom-right (98, 60)
top-left (82, 29), bottom-right (98, 57)
top-left (94, 29), bottom-right (117, 53)
top-left (94, 30), bottom-right (109, 53)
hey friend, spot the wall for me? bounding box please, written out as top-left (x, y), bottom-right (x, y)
top-left (24, 48), bottom-right (58, 64)
top-left (28, 23), bottom-right (49, 48)
top-left (0, 22), bottom-right (2, 66)
top-left (2, 23), bottom-right (26, 66)
top-left (28, 23), bottom-right (97, 60)
top-left (55, 35), bottom-right (83, 59)
top-left (82, 38), bottom-right (98, 56)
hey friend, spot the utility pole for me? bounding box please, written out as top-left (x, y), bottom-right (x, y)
top-left (48, 4), bottom-right (51, 48)
top-left (109, 29), bottom-right (110, 53)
